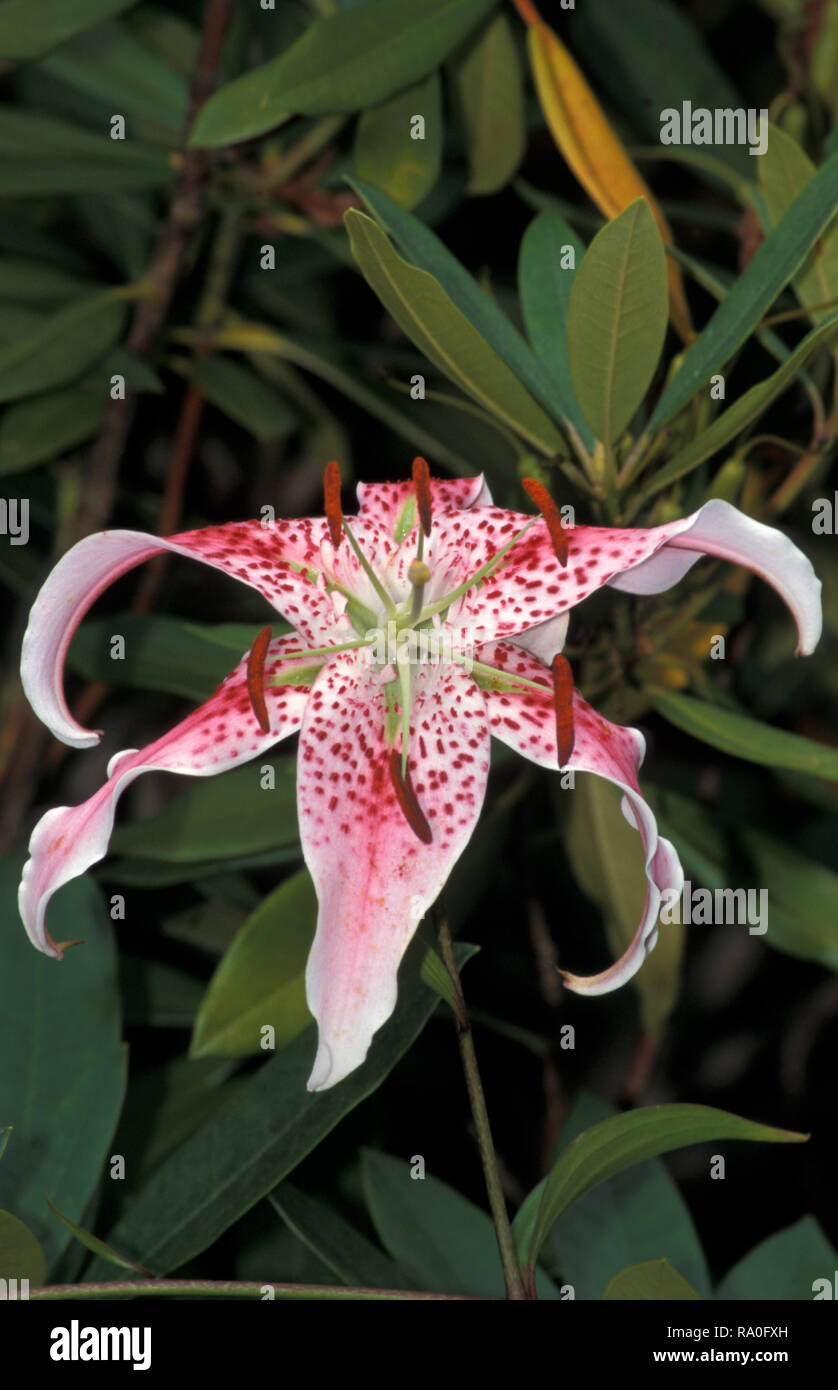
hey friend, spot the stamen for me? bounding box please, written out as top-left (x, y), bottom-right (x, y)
top-left (389, 749), bottom-right (433, 844)
top-left (323, 459), bottom-right (343, 548)
top-left (412, 456), bottom-right (433, 537)
top-left (247, 625), bottom-right (273, 734)
top-left (522, 477), bottom-right (569, 566)
top-left (408, 558), bottom-right (431, 622)
top-left (552, 654), bottom-right (575, 767)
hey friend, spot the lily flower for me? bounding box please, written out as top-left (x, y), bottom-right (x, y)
top-left (18, 464), bottom-right (821, 1090)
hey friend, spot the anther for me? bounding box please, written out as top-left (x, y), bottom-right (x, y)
top-left (323, 459), bottom-right (343, 548)
top-left (522, 477), bottom-right (569, 566)
top-left (412, 456), bottom-right (433, 537)
top-left (389, 749), bottom-right (433, 844)
top-left (551, 653), bottom-right (575, 767)
top-left (247, 625), bottom-right (273, 734)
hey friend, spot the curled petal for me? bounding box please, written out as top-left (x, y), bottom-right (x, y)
top-left (479, 640), bottom-right (683, 994)
top-left (19, 636), bottom-right (313, 958)
top-left (298, 652), bottom-right (489, 1091)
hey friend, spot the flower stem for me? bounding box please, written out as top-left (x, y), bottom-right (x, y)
top-left (27, 1279), bottom-right (480, 1302)
top-left (436, 916), bottom-right (528, 1301)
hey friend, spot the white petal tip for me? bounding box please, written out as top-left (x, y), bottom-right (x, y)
top-left (306, 1040), bottom-right (335, 1092)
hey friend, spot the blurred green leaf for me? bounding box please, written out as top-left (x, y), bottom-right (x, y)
top-left (119, 957), bottom-right (205, 1029)
top-left (0, 386), bottom-right (105, 476)
top-left (0, 1211), bottom-right (47, 1285)
top-left (568, 199), bottom-right (668, 449)
top-left (741, 830), bottom-right (838, 969)
top-left (513, 1104), bottom-right (807, 1273)
top-left (190, 0), bottom-right (496, 148)
top-left (519, 210), bottom-right (588, 434)
top-left (0, 109), bottom-right (173, 195)
top-left (717, 1216), bottom-right (837, 1299)
top-left (604, 1257), bottom-right (700, 1300)
top-left (191, 869), bottom-right (317, 1059)
top-left (345, 208), bottom-right (565, 454)
top-left (39, 20), bottom-right (188, 130)
top-left (651, 690), bottom-right (838, 780)
top-left (452, 11), bottom-right (525, 196)
top-left (649, 149), bottom-right (838, 430)
top-left (759, 124), bottom-right (838, 322)
top-left (563, 776), bottom-right (684, 1036)
top-left (354, 72), bottom-right (442, 212)
top-left (109, 757), bottom-right (299, 863)
top-left (350, 176), bottom-right (587, 444)
top-left (86, 940), bottom-right (476, 1276)
top-left (0, 854), bottom-right (126, 1272)
top-left (0, 0), bottom-right (137, 61)
top-left (190, 355), bottom-right (297, 441)
top-left (270, 1182), bottom-right (408, 1289)
top-left (0, 291), bottom-right (125, 404)
top-left (362, 1147), bottom-right (559, 1298)
top-left (69, 615), bottom-right (268, 702)
top-left (640, 313), bottom-right (838, 500)
top-left (0, 257), bottom-right (96, 305)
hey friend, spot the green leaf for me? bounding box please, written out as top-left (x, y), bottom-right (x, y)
top-left (563, 776), bottom-right (684, 1036)
top-left (0, 0), bottom-right (137, 61)
top-left (345, 208), bottom-right (565, 454)
top-left (190, 0), bottom-right (496, 148)
top-left (85, 940), bottom-right (476, 1276)
top-left (354, 72), bottom-right (442, 212)
top-left (759, 124), bottom-right (838, 322)
top-left (0, 854), bottom-right (126, 1272)
top-left (519, 210), bottom-right (587, 429)
top-left (544, 1094), bottom-right (711, 1300)
top-left (651, 690), bottom-right (838, 780)
top-left (452, 11), bottom-right (525, 196)
top-left (349, 176), bottom-right (588, 444)
top-left (68, 615), bottom-right (270, 703)
top-left (718, 1216), bottom-right (838, 1299)
top-left (0, 1211), bottom-right (47, 1285)
top-left (649, 149), bottom-right (838, 431)
top-left (0, 257), bottom-right (95, 305)
top-left (190, 355), bottom-right (297, 441)
top-left (567, 198), bottom-right (668, 449)
top-left (0, 109), bottom-right (173, 196)
top-left (513, 1103), bottom-right (807, 1273)
top-left (39, 20), bottom-right (188, 130)
top-left (604, 1258), bottom-right (700, 1300)
top-left (640, 312), bottom-right (838, 500)
top-left (0, 386), bottom-right (105, 476)
top-left (191, 869), bottom-right (317, 1058)
top-left (740, 830), bottom-right (838, 970)
top-left (0, 291), bottom-right (125, 404)
top-left (269, 1183), bottom-right (408, 1289)
top-left (44, 1196), bottom-right (152, 1276)
top-left (362, 1148), bottom-right (559, 1298)
top-left (0, 1128), bottom-right (10, 1162)
top-left (109, 758), bottom-right (299, 863)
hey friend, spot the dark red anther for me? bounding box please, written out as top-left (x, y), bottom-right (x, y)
top-left (323, 459), bottom-right (343, 548)
top-left (388, 749), bottom-right (433, 844)
top-left (552, 653), bottom-right (575, 768)
top-left (412, 456), bottom-right (433, 537)
top-left (247, 625), bottom-right (273, 734)
top-left (522, 476), bottom-right (569, 566)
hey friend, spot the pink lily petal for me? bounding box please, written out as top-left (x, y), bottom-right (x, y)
top-left (479, 641), bottom-right (683, 994)
top-left (355, 474), bottom-right (492, 537)
top-left (431, 500), bottom-right (821, 654)
top-left (21, 517), bottom-right (392, 750)
top-left (19, 635), bottom-right (313, 959)
top-left (298, 651), bottom-right (490, 1090)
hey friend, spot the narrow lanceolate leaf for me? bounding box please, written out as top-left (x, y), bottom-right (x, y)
top-left (452, 11), bottom-right (526, 196)
top-left (518, 210), bottom-right (588, 435)
top-left (0, 292), bottom-right (125, 404)
top-left (649, 148), bottom-right (838, 431)
top-left (525, 15), bottom-right (692, 341)
top-left (44, 1197), bottom-right (152, 1276)
top-left (759, 124), bottom-right (838, 322)
top-left (604, 1258), bottom-right (701, 1301)
top-left (353, 72), bottom-right (442, 211)
top-left (0, 387), bottom-right (104, 476)
top-left (641, 313), bottom-right (838, 500)
top-left (651, 690), bottom-right (838, 781)
top-left (0, 0), bottom-right (136, 61)
top-left (567, 199), bottom-right (668, 449)
top-left (349, 178), bottom-right (586, 443)
top-left (190, 0), bottom-right (496, 148)
top-left (0, 110), bottom-right (173, 196)
top-left (345, 208), bottom-right (565, 455)
top-left (512, 1104), bottom-right (807, 1272)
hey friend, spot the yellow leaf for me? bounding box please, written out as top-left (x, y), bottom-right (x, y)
top-left (523, 16), bottom-right (692, 343)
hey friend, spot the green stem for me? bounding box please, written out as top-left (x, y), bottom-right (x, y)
top-left (28, 1279), bottom-right (481, 1302)
top-left (437, 916), bottom-right (528, 1301)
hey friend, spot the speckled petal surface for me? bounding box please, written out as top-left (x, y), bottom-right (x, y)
top-left (19, 635), bottom-right (313, 958)
top-left (298, 650), bottom-right (490, 1090)
top-left (355, 474), bottom-right (492, 537)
